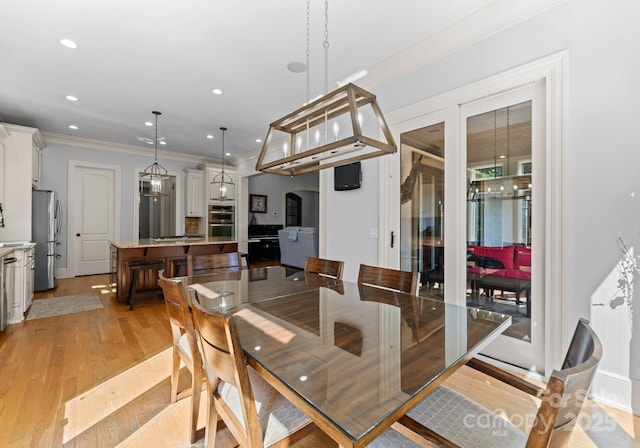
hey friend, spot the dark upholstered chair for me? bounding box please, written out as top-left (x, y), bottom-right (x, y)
top-left (393, 318), bottom-right (602, 448)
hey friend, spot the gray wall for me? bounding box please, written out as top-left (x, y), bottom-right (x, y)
top-left (248, 172), bottom-right (319, 227)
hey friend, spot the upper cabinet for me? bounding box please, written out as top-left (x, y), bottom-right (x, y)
top-left (0, 124), bottom-right (44, 241)
top-left (0, 124), bottom-right (8, 206)
top-left (184, 168), bottom-right (205, 217)
top-left (32, 144), bottom-right (42, 188)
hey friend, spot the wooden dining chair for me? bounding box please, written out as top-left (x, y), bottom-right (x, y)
top-left (186, 251), bottom-right (241, 276)
top-left (304, 256), bottom-right (345, 279)
top-left (392, 318), bottom-right (602, 448)
top-left (190, 298), bottom-right (316, 448)
top-left (357, 264), bottom-right (420, 296)
top-left (157, 270), bottom-right (204, 444)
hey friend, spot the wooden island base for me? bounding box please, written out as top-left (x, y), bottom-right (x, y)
top-left (110, 240), bottom-right (238, 303)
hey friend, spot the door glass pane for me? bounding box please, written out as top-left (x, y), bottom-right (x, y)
top-left (399, 122), bottom-right (445, 300)
top-left (466, 101), bottom-right (532, 341)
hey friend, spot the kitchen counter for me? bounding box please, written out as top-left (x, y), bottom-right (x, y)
top-left (110, 237), bottom-right (238, 303)
top-left (0, 242), bottom-right (36, 257)
top-left (110, 236), bottom-right (235, 249)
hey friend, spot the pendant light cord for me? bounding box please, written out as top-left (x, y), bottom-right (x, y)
top-left (323, 0), bottom-right (329, 93)
top-left (153, 110), bottom-right (161, 161)
top-left (306, 0), bottom-right (311, 104)
top-left (220, 126), bottom-right (226, 174)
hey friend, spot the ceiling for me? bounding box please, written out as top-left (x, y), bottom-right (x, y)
top-left (1, 0), bottom-right (496, 165)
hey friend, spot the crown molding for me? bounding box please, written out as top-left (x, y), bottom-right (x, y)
top-left (3, 123), bottom-right (45, 150)
top-left (360, 0), bottom-right (566, 91)
top-left (42, 131), bottom-right (217, 165)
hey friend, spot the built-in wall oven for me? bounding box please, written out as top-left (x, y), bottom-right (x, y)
top-left (208, 205), bottom-right (235, 239)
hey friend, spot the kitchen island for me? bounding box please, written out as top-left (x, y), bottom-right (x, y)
top-left (110, 237), bottom-right (237, 303)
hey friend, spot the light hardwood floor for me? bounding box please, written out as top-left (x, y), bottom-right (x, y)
top-left (0, 273), bottom-right (637, 447)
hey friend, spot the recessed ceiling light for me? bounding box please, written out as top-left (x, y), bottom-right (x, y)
top-left (65, 95), bottom-right (78, 102)
top-left (211, 88), bottom-right (223, 95)
top-left (59, 39), bottom-right (78, 49)
top-left (144, 121), bottom-right (154, 127)
top-left (159, 141), bottom-right (167, 145)
top-left (287, 61), bottom-right (307, 73)
top-left (499, 155), bottom-right (506, 159)
top-left (68, 124), bottom-right (79, 130)
top-left (256, 139), bottom-right (262, 143)
top-left (206, 134), bottom-right (214, 139)
top-left (225, 152), bottom-right (231, 157)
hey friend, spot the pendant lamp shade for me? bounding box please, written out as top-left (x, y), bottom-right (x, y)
top-left (256, 83), bottom-right (396, 176)
top-left (140, 111), bottom-right (171, 199)
top-left (210, 126), bottom-right (235, 201)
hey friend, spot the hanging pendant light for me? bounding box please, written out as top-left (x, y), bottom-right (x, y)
top-left (256, 0), bottom-right (396, 176)
top-left (140, 111), bottom-right (170, 200)
top-left (210, 126), bottom-right (235, 201)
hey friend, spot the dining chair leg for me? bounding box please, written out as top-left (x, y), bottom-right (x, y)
top-left (189, 367), bottom-right (203, 444)
top-left (170, 347), bottom-right (180, 403)
top-left (204, 393), bottom-right (219, 448)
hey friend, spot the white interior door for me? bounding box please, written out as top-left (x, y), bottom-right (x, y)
top-left (69, 161), bottom-right (120, 276)
top-left (461, 83), bottom-right (545, 371)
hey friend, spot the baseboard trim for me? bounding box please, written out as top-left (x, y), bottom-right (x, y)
top-left (591, 369), bottom-right (636, 415)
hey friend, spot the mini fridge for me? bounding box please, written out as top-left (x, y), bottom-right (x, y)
top-left (32, 190), bottom-right (62, 291)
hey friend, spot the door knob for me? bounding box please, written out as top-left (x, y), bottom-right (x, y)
top-left (76, 233), bottom-right (81, 237)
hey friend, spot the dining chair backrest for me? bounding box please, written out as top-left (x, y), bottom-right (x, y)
top-left (357, 264), bottom-right (420, 295)
top-left (304, 256), bottom-right (345, 279)
top-left (158, 270), bottom-right (203, 444)
top-left (159, 270), bottom-right (198, 352)
top-left (186, 251), bottom-right (241, 276)
top-left (190, 299), bottom-right (264, 445)
top-left (527, 318), bottom-right (602, 447)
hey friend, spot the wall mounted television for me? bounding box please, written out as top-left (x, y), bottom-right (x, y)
top-left (334, 161), bottom-right (361, 191)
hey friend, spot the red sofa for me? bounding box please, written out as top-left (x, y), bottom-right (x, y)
top-left (467, 245), bottom-right (531, 316)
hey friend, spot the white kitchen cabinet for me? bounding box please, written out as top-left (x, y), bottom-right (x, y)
top-left (32, 144), bottom-right (41, 188)
top-left (184, 169), bottom-right (205, 217)
top-left (0, 124), bottom-right (44, 242)
top-left (0, 124), bottom-right (8, 206)
top-left (7, 245), bottom-right (35, 324)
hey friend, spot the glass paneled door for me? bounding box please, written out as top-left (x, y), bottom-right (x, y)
top-left (462, 84), bottom-right (544, 371)
top-left (400, 122), bottom-right (445, 300)
top-left (397, 83), bottom-right (545, 372)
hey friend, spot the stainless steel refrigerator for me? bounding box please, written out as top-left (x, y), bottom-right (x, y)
top-left (32, 190), bottom-right (62, 291)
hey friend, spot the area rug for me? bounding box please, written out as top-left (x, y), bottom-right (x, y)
top-left (26, 293), bottom-right (104, 320)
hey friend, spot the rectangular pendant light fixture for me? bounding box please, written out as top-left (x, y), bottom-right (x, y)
top-left (256, 83), bottom-right (397, 176)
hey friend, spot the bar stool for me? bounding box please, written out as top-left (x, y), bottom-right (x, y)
top-left (128, 260), bottom-right (166, 310)
top-left (175, 258), bottom-right (188, 276)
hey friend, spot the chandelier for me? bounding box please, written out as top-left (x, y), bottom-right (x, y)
top-left (210, 126), bottom-right (235, 201)
top-left (140, 110), bottom-right (171, 200)
top-left (255, 0), bottom-right (396, 176)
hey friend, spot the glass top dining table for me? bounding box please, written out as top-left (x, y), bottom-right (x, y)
top-left (177, 266), bottom-right (511, 447)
